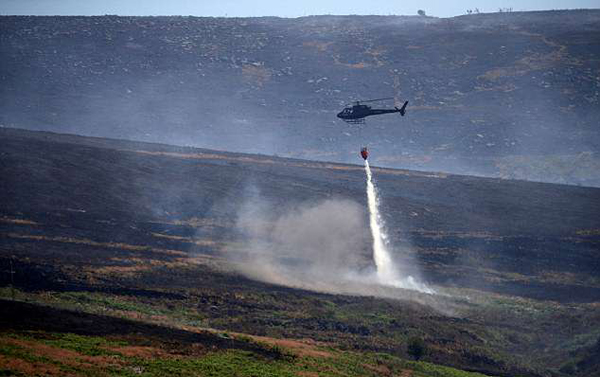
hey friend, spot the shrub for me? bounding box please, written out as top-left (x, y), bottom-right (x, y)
top-left (407, 337), bottom-right (427, 361)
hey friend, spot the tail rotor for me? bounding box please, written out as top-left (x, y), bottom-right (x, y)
top-left (396, 101), bottom-right (409, 116)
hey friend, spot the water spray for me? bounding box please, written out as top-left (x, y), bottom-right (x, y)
top-left (364, 159), bottom-right (434, 294)
top-left (365, 160), bottom-right (397, 284)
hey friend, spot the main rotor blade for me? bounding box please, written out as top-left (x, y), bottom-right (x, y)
top-left (360, 97), bottom-right (394, 103)
top-left (343, 97), bottom-right (395, 106)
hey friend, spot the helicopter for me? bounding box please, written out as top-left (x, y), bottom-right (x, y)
top-left (337, 97), bottom-right (408, 124)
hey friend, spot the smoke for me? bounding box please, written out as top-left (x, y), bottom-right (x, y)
top-left (226, 180), bottom-right (434, 299)
top-left (230, 192), bottom-right (369, 290)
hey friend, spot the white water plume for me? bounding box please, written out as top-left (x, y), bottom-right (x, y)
top-left (365, 160), bottom-right (434, 294)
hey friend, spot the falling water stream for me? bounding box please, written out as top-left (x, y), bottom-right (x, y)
top-left (365, 160), bottom-right (434, 293)
top-left (365, 160), bottom-right (398, 284)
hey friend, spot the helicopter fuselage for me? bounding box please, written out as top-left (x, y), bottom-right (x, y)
top-left (337, 104), bottom-right (400, 120)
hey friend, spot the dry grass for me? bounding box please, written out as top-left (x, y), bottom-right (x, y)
top-left (250, 336), bottom-right (333, 358)
top-left (479, 29), bottom-right (568, 81)
top-left (576, 229), bottom-right (600, 236)
top-left (303, 41), bottom-right (334, 52)
top-left (0, 354), bottom-right (64, 376)
top-left (89, 256), bottom-right (219, 279)
top-left (0, 216), bottom-right (39, 225)
top-left (151, 232), bottom-right (217, 247)
top-left (131, 149), bottom-right (448, 179)
top-left (5, 233), bottom-right (186, 256)
top-left (0, 336), bottom-right (124, 375)
top-left (105, 345), bottom-right (170, 359)
top-left (412, 230), bottom-right (504, 240)
top-left (242, 64), bottom-right (272, 87)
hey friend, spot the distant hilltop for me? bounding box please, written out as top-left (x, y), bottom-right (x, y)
top-left (1, 10), bottom-right (599, 186)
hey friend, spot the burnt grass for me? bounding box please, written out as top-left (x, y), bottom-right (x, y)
top-left (1, 128), bottom-right (600, 376)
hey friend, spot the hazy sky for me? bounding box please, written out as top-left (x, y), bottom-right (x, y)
top-left (1, 0), bottom-right (599, 18)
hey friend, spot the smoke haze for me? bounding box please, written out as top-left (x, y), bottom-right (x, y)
top-left (228, 184), bottom-right (434, 299)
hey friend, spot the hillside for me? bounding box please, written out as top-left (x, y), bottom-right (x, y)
top-left (1, 10), bottom-right (600, 186)
top-left (1, 128), bottom-right (599, 376)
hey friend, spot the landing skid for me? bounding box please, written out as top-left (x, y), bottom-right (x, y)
top-left (342, 118), bottom-right (365, 125)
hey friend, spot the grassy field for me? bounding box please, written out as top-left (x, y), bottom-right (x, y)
top-left (0, 300), bottom-right (490, 377)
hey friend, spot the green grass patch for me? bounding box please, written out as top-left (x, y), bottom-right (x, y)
top-left (407, 360), bottom-right (489, 377)
top-left (138, 349), bottom-right (297, 377)
top-left (0, 327), bottom-right (492, 377)
top-left (39, 332), bottom-right (126, 356)
top-left (0, 288), bottom-right (212, 336)
top-left (53, 291), bottom-right (161, 316)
